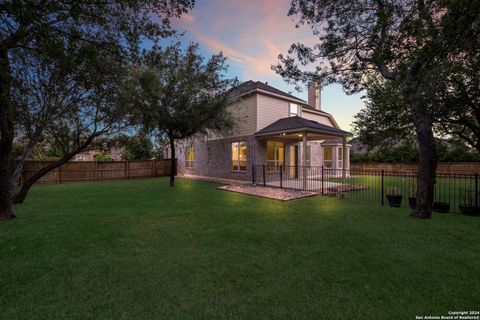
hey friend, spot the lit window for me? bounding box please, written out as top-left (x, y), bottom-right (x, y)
top-left (323, 146), bottom-right (333, 168)
top-left (185, 146), bottom-right (195, 168)
top-left (338, 147), bottom-right (343, 169)
top-left (267, 141), bottom-right (284, 171)
top-left (231, 141), bottom-right (247, 171)
top-left (289, 103), bottom-right (298, 117)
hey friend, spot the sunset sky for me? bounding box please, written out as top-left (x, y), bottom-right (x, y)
top-left (170, 0), bottom-right (365, 131)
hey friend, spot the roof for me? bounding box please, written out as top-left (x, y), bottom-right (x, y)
top-left (255, 116), bottom-right (351, 137)
top-left (233, 80), bottom-right (335, 116)
top-left (232, 80), bottom-right (304, 102)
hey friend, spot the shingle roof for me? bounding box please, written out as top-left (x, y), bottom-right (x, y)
top-left (233, 80), bottom-right (305, 102)
top-left (233, 81), bottom-right (334, 117)
top-left (255, 116), bottom-right (351, 137)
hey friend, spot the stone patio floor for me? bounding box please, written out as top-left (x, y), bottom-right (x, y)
top-left (217, 184), bottom-right (318, 201)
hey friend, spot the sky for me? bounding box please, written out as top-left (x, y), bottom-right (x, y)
top-left (168, 0), bottom-right (365, 131)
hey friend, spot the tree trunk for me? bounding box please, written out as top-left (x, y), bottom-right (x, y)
top-left (0, 157), bottom-right (15, 221)
top-left (169, 137), bottom-right (176, 187)
top-left (411, 103), bottom-right (437, 219)
top-left (0, 48), bottom-right (15, 220)
top-left (12, 135), bottom-right (97, 204)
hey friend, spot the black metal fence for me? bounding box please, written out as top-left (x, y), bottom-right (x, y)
top-left (251, 164), bottom-right (480, 215)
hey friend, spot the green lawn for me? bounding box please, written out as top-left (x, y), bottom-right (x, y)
top-left (327, 175), bottom-right (477, 212)
top-left (1, 178), bottom-right (479, 319)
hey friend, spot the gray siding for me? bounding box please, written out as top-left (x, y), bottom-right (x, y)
top-left (301, 110), bottom-right (335, 127)
top-left (228, 95), bottom-right (257, 137)
top-left (256, 94), bottom-right (293, 131)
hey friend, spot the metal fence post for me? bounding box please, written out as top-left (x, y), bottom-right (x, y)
top-left (280, 165), bottom-right (283, 189)
top-left (321, 165), bottom-right (324, 195)
top-left (263, 164), bottom-right (266, 186)
top-left (475, 173), bottom-right (478, 211)
top-left (381, 169), bottom-right (384, 206)
top-left (252, 165), bottom-right (255, 184)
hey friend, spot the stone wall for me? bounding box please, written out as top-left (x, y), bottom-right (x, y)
top-left (173, 136), bottom-right (351, 181)
top-left (175, 135), bottom-right (266, 181)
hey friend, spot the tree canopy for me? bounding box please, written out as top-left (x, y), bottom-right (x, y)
top-left (0, 0), bottom-right (195, 220)
top-left (134, 43), bottom-right (237, 186)
top-left (274, 0), bottom-right (480, 218)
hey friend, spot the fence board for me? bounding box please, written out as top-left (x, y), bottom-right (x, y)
top-left (351, 162), bottom-right (480, 174)
top-left (21, 159), bottom-right (176, 185)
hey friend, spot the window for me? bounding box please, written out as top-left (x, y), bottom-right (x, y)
top-left (232, 141), bottom-right (247, 171)
top-left (306, 145), bottom-right (311, 166)
top-left (267, 141), bottom-right (284, 171)
top-left (185, 146), bottom-right (195, 168)
top-left (338, 147), bottom-right (343, 169)
top-left (323, 146), bottom-right (333, 168)
top-left (289, 103), bottom-right (298, 117)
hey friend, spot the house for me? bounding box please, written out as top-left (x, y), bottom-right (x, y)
top-left (73, 149), bottom-right (101, 162)
top-left (169, 81), bottom-right (351, 186)
top-left (73, 147), bottom-right (125, 161)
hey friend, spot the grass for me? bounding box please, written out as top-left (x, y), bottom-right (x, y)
top-left (1, 177), bottom-right (479, 319)
top-left (327, 175), bottom-right (477, 212)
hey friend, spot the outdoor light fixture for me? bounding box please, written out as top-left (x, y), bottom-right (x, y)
top-left (280, 133), bottom-right (286, 136)
top-left (298, 134), bottom-right (303, 137)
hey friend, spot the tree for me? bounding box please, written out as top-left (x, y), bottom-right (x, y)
top-left (117, 134), bottom-right (154, 160)
top-left (353, 49), bottom-right (480, 152)
top-left (273, 0), bottom-right (480, 219)
top-left (135, 43), bottom-right (237, 186)
top-left (0, 0), bottom-right (194, 220)
top-left (11, 47), bottom-right (130, 204)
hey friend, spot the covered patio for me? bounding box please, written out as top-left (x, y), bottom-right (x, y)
top-left (254, 116), bottom-right (351, 191)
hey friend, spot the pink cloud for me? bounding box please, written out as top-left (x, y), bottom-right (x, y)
top-left (171, 0), bottom-right (316, 80)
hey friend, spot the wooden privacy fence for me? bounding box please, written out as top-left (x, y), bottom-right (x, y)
top-left (351, 162), bottom-right (480, 174)
top-left (20, 159), bottom-right (176, 185)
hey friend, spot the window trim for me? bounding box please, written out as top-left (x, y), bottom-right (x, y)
top-left (289, 103), bottom-right (298, 117)
top-left (266, 141), bottom-right (285, 172)
top-left (231, 141), bottom-right (247, 172)
top-left (185, 146), bottom-right (195, 169)
top-left (323, 145), bottom-right (333, 168)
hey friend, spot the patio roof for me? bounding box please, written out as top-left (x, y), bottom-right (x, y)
top-left (255, 116), bottom-right (351, 139)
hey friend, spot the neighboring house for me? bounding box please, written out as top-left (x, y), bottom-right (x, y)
top-left (73, 149), bottom-right (101, 162)
top-left (168, 81), bottom-right (351, 184)
top-left (73, 147), bottom-right (125, 161)
top-left (108, 147), bottom-right (125, 161)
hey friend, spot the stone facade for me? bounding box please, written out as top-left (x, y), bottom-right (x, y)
top-left (173, 135), bottom-right (266, 181)
top-left (171, 136), bottom-right (350, 181)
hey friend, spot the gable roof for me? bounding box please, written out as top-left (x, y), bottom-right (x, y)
top-left (233, 80), bottom-right (305, 102)
top-left (255, 116), bottom-right (350, 137)
top-left (234, 81), bottom-right (334, 114)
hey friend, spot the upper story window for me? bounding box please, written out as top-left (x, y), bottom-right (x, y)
top-left (185, 146), bottom-right (195, 168)
top-left (289, 103), bottom-right (298, 117)
top-left (231, 141), bottom-right (247, 172)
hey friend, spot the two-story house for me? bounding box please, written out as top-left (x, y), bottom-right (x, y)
top-left (170, 81), bottom-right (351, 186)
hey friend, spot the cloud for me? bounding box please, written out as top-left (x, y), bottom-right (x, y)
top-left (171, 0), bottom-right (314, 80)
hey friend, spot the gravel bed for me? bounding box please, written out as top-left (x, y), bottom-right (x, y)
top-left (217, 184), bottom-right (318, 201)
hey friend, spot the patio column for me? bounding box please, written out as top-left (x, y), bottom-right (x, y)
top-left (303, 131), bottom-right (307, 190)
top-left (342, 137), bottom-right (347, 182)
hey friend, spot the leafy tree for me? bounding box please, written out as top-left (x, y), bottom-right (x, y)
top-left (354, 49), bottom-right (480, 153)
top-left (0, 0), bottom-right (194, 220)
top-left (351, 138), bottom-right (480, 163)
top-left (94, 152), bottom-right (113, 161)
top-left (117, 134), bottom-right (154, 160)
top-left (274, 0), bottom-right (480, 219)
top-left (134, 43), bottom-right (237, 186)
top-left (11, 45), bottom-right (131, 204)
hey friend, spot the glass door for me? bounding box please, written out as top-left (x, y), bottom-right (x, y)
top-left (267, 141), bottom-right (284, 172)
